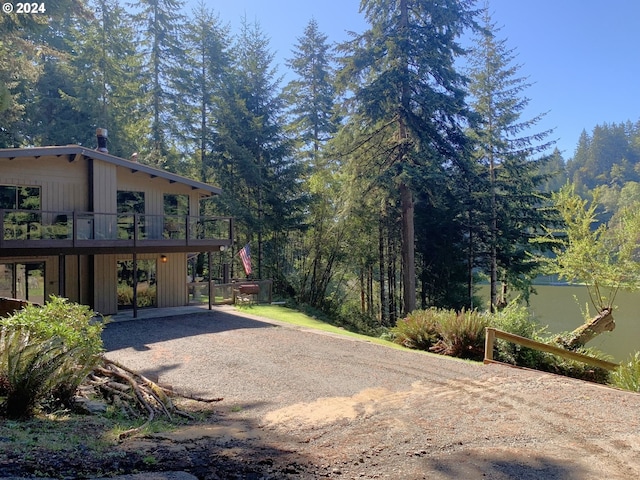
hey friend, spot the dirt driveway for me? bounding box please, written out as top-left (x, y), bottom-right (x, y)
top-left (102, 307), bottom-right (640, 479)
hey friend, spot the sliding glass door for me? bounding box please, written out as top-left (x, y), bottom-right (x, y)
top-left (0, 262), bottom-right (45, 304)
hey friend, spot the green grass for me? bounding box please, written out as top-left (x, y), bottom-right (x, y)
top-left (235, 304), bottom-right (407, 350)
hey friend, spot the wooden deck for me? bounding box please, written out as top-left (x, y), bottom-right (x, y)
top-left (0, 209), bottom-right (233, 255)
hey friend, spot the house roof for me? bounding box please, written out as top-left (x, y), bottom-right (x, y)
top-left (0, 145), bottom-right (222, 195)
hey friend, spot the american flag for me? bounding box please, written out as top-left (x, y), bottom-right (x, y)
top-left (239, 244), bottom-right (252, 275)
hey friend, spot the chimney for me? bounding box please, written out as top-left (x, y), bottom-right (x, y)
top-left (96, 128), bottom-right (108, 153)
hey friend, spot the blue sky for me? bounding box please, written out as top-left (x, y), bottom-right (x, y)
top-left (184, 0), bottom-right (640, 159)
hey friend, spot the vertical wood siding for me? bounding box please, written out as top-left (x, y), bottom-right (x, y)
top-left (156, 253), bottom-right (187, 307)
top-left (0, 156), bottom-right (88, 211)
top-left (94, 254), bottom-right (117, 315)
top-left (92, 161), bottom-right (117, 214)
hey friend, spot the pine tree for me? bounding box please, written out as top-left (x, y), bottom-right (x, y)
top-left (338, 0), bottom-right (478, 314)
top-left (45, 0), bottom-right (144, 155)
top-left (213, 18), bottom-right (301, 281)
top-left (173, 2), bottom-right (231, 182)
top-left (467, 10), bottom-right (555, 310)
top-left (283, 18), bottom-right (342, 306)
top-left (132, 0), bottom-right (186, 168)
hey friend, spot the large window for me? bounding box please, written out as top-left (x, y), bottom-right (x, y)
top-left (117, 191), bottom-right (145, 239)
top-left (1, 185), bottom-right (42, 240)
top-left (117, 259), bottom-right (157, 309)
top-left (117, 191), bottom-right (145, 214)
top-left (0, 262), bottom-right (45, 304)
top-left (163, 194), bottom-right (189, 216)
top-left (0, 185), bottom-right (41, 210)
top-left (163, 194), bottom-right (189, 239)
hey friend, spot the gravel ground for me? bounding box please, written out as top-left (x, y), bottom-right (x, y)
top-left (87, 306), bottom-right (640, 479)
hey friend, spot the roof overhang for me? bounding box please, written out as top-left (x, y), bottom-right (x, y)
top-left (0, 145), bottom-right (222, 196)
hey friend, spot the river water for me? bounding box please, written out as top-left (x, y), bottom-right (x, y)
top-left (485, 285), bottom-right (640, 363)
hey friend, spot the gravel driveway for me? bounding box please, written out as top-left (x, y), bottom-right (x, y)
top-left (102, 306), bottom-right (640, 479)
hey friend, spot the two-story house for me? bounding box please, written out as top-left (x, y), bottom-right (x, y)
top-left (0, 136), bottom-right (232, 316)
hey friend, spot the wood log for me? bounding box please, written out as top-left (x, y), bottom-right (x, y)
top-left (555, 308), bottom-right (615, 350)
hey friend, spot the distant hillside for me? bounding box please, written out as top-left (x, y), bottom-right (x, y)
top-left (566, 121), bottom-right (640, 190)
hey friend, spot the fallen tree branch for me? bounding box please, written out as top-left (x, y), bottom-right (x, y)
top-left (76, 356), bottom-right (223, 439)
top-left (555, 308), bottom-right (615, 350)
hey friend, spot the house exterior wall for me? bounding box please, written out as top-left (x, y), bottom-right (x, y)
top-left (90, 252), bottom-right (187, 315)
top-left (94, 254), bottom-right (117, 315)
top-left (92, 159), bottom-right (117, 216)
top-left (0, 156), bottom-right (89, 211)
top-left (156, 253), bottom-right (187, 308)
top-left (0, 155), bottom-right (201, 215)
top-left (1, 150), bottom-right (227, 315)
top-left (116, 166), bottom-right (202, 215)
top-left (1, 254), bottom-right (59, 301)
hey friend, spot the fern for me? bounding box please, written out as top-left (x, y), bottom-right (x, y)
top-left (431, 309), bottom-right (489, 360)
top-left (610, 352), bottom-right (640, 392)
top-left (391, 309), bottom-right (440, 350)
top-left (0, 297), bottom-right (107, 418)
top-left (1, 325), bottom-right (83, 418)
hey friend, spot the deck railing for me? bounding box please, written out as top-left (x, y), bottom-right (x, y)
top-left (188, 280), bottom-right (273, 306)
top-left (0, 209), bottom-right (232, 250)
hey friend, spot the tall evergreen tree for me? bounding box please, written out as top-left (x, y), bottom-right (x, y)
top-left (467, 10), bottom-right (555, 310)
top-left (0, 0), bottom-right (89, 146)
top-left (173, 2), bottom-right (231, 182)
top-left (46, 0), bottom-right (144, 155)
top-left (537, 148), bottom-right (568, 194)
top-left (284, 18), bottom-right (339, 166)
top-left (213, 18), bottom-right (301, 281)
top-left (132, 0), bottom-right (186, 168)
top-left (338, 0), bottom-right (478, 314)
top-left (283, 18), bottom-right (342, 306)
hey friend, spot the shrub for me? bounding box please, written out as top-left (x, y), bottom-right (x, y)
top-left (382, 302), bottom-right (614, 384)
top-left (538, 346), bottom-right (611, 384)
top-left (431, 309), bottom-right (490, 360)
top-left (0, 326), bottom-right (79, 418)
top-left (391, 309), bottom-right (440, 350)
top-left (489, 303), bottom-right (548, 369)
top-left (609, 352), bottom-right (640, 392)
top-left (0, 296), bottom-right (106, 417)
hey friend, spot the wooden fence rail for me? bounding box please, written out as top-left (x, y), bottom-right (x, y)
top-left (484, 327), bottom-right (619, 371)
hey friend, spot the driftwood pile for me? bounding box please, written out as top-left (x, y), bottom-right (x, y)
top-left (82, 358), bottom-right (222, 439)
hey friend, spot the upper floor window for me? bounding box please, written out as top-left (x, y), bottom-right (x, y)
top-left (0, 185), bottom-right (41, 210)
top-left (164, 194), bottom-right (189, 216)
top-left (117, 191), bottom-right (145, 214)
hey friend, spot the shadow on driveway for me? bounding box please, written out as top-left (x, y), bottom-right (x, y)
top-left (102, 310), bottom-right (275, 352)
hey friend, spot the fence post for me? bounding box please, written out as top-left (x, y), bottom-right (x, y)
top-left (484, 327), bottom-right (496, 364)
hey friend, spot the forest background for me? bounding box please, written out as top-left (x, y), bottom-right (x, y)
top-left (2, 0), bottom-right (640, 330)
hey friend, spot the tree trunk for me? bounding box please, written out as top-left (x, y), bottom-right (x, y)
top-left (398, 0), bottom-right (415, 315)
top-left (360, 269), bottom-right (365, 313)
top-left (400, 182), bottom-right (416, 314)
top-left (388, 232), bottom-right (397, 324)
top-left (556, 308), bottom-right (615, 350)
top-left (379, 212), bottom-right (389, 325)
